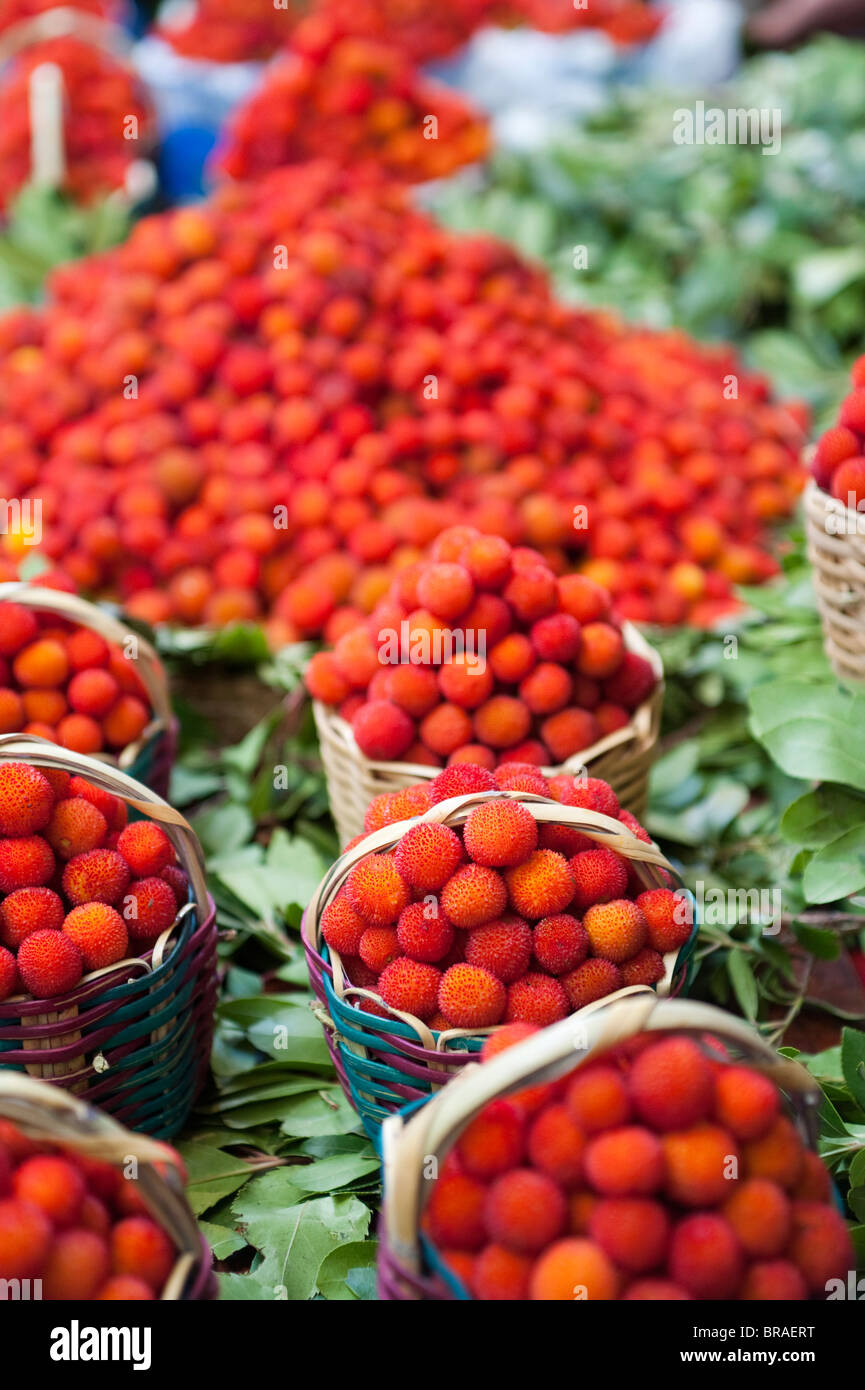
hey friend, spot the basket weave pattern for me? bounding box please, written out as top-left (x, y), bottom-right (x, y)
top-left (314, 621), bottom-right (663, 847)
top-left (804, 479), bottom-right (865, 685)
top-left (0, 736), bottom-right (217, 1139)
top-left (303, 790), bottom-right (694, 1142)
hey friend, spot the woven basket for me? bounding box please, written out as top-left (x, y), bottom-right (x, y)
top-left (0, 734), bottom-right (217, 1140)
top-left (804, 478), bottom-right (865, 685)
top-left (0, 581), bottom-right (177, 798)
top-left (303, 789), bottom-right (696, 1143)
top-left (0, 1071), bottom-right (215, 1300)
top-left (378, 992), bottom-right (823, 1300)
top-left (313, 621), bottom-right (663, 848)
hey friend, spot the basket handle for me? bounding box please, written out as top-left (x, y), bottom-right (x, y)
top-left (384, 994), bottom-right (823, 1258)
top-left (0, 582), bottom-right (172, 727)
top-left (0, 734), bottom-right (207, 917)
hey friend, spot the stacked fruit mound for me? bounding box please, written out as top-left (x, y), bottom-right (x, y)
top-left (0, 600), bottom-right (152, 754)
top-left (306, 527), bottom-right (656, 768)
top-left (0, 38), bottom-right (151, 212)
top-left (810, 355), bottom-right (865, 509)
top-left (426, 1027), bottom-right (853, 1300)
top-left (0, 0), bottom-right (118, 32)
top-left (321, 765), bottom-right (692, 1029)
top-left (497, 0), bottom-right (662, 43)
top-left (158, 0), bottom-right (296, 62)
top-left (217, 25), bottom-right (489, 186)
top-left (0, 1118), bottom-right (179, 1298)
top-left (0, 162), bottom-right (805, 635)
top-left (0, 761), bottom-right (187, 1003)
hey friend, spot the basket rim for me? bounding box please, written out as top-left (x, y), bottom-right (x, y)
top-left (312, 618), bottom-right (664, 782)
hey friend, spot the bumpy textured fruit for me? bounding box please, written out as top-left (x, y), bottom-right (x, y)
top-left (62, 849), bottom-right (131, 907)
top-left (588, 1198), bottom-right (670, 1274)
top-left (46, 797), bottom-right (107, 860)
top-left (352, 700), bottom-right (414, 760)
top-left (623, 1279), bottom-right (692, 1301)
top-left (42, 1229), bottom-right (110, 1300)
top-left (116, 821), bottom-right (174, 877)
top-left (0, 1196), bottom-right (52, 1279)
top-left (17, 928), bottom-right (83, 997)
top-left (463, 800), bottom-right (538, 868)
top-left (0, 762), bottom-right (54, 836)
top-left (527, 1104), bottom-right (585, 1186)
top-left (465, 916), bottom-right (532, 983)
top-left (505, 972), bottom-right (569, 1026)
top-left (583, 1126), bottom-right (664, 1197)
top-left (63, 903), bottom-right (128, 970)
top-left (456, 1100), bottom-right (525, 1181)
top-left (570, 848), bottom-right (628, 912)
top-left (743, 1116), bottom-right (804, 1190)
top-left (788, 1200), bottom-right (854, 1293)
top-left (471, 1243), bottom-right (532, 1300)
top-left (739, 1260), bottom-right (807, 1301)
top-left (714, 1065), bottom-right (779, 1141)
top-left (358, 925), bottom-right (399, 973)
top-left (441, 864), bottom-right (507, 929)
top-left (528, 1237), bottom-right (619, 1301)
top-left (396, 901), bottom-right (454, 962)
top-left (669, 1214), bottom-right (743, 1299)
top-left (345, 854), bottom-right (411, 926)
top-left (582, 899), bottom-right (647, 964)
top-left (621, 948), bottom-right (665, 986)
top-left (97, 1275), bottom-right (155, 1300)
top-left (562, 957), bottom-right (623, 1010)
top-left (110, 1216), bottom-right (175, 1292)
top-left (565, 1066), bottom-right (631, 1134)
top-left (0, 834), bottom-right (55, 892)
top-left (630, 1037), bottom-right (714, 1131)
top-left (635, 888), bottom-right (692, 953)
top-left (426, 1172), bottom-right (487, 1251)
top-left (532, 913), bottom-right (588, 975)
top-left (438, 963), bottom-right (506, 1028)
top-left (394, 822), bottom-right (463, 891)
top-left (484, 1169), bottom-right (567, 1253)
top-left (663, 1123), bottom-right (739, 1207)
top-left (122, 877), bottom-right (178, 943)
top-left (13, 1155), bottom-right (84, 1228)
top-left (378, 957), bottom-right (441, 1020)
top-left (0, 885), bottom-right (64, 947)
top-left (429, 763), bottom-right (496, 803)
top-left (723, 1179), bottom-right (790, 1258)
top-left (0, 945), bottom-right (17, 999)
top-left (320, 894), bottom-right (366, 956)
top-left (505, 850), bottom-right (574, 919)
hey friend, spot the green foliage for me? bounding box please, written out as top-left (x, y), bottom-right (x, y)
top-left (0, 184), bottom-right (130, 308)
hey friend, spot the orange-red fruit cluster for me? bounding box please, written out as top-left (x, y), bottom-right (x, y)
top-left (811, 355), bottom-right (865, 510)
top-left (0, 602), bottom-right (152, 755)
top-left (306, 528), bottom-right (657, 768)
top-left (0, 158), bottom-right (803, 639)
top-left (218, 24), bottom-right (488, 186)
top-left (427, 1032), bottom-right (851, 1300)
top-left (0, 1118), bottom-right (177, 1298)
top-left (0, 761), bottom-right (184, 1002)
top-left (322, 764), bottom-right (691, 1028)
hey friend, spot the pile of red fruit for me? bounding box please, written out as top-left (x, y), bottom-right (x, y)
top-left (306, 526), bottom-right (656, 768)
top-left (497, 0), bottom-right (662, 43)
top-left (0, 1117), bottom-right (179, 1298)
top-left (810, 355), bottom-right (865, 509)
top-left (217, 25), bottom-right (489, 187)
top-left (0, 0), bottom-right (118, 33)
top-left (320, 764), bottom-right (692, 1030)
top-left (0, 37), bottom-right (151, 212)
top-left (426, 1026), bottom-right (853, 1300)
top-left (0, 599), bottom-right (153, 754)
top-left (0, 761), bottom-right (187, 1004)
top-left (0, 162), bottom-right (805, 637)
top-left (157, 0), bottom-right (298, 62)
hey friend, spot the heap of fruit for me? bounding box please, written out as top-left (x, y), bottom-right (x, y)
top-left (157, 0), bottom-right (299, 62)
top-left (0, 1117), bottom-right (180, 1298)
top-left (0, 162), bottom-right (805, 636)
top-left (496, 0), bottom-right (662, 43)
top-left (810, 355), bottom-right (865, 509)
top-left (320, 764), bottom-right (692, 1030)
top-left (217, 25), bottom-right (489, 186)
top-left (0, 761), bottom-right (188, 1003)
top-left (426, 1027), bottom-right (853, 1300)
top-left (0, 599), bottom-right (153, 754)
top-left (306, 526), bottom-right (656, 769)
top-left (0, 38), bottom-right (151, 212)
top-left (0, 0), bottom-right (118, 32)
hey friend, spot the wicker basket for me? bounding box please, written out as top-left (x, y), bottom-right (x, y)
top-left (0, 734), bottom-right (217, 1140)
top-left (804, 478), bottom-right (865, 686)
top-left (378, 992), bottom-right (823, 1300)
top-left (0, 1071), bottom-right (215, 1300)
top-left (303, 789), bottom-right (696, 1143)
top-left (0, 581), bottom-right (177, 798)
top-left (313, 621), bottom-right (663, 847)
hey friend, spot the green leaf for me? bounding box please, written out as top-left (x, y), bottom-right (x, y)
top-left (177, 1141), bottom-right (255, 1216)
top-left (727, 951), bottom-right (759, 1022)
top-left (803, 828), bottom-right (865, 904)
top-left (842, 1028), bottom-right (865, 1112)
top-left (793, 921), bottom-right (842, 960)
top-left (198, 1219), bottom-right (247, 1261)
top-left (780, 786), bottom-right (865, 849)
top-left (288, 1153), bottom-right (381, 1194)
top-left (277, 1089), bottom-right (362, 1139)
top-left (217, 1271), bottom-right (277, 1301)
top-left (231, 1176), bottom-right (371, 1300)
top-left (750, 681), bottom-right (865, 791)
top-left (316, 1241), bottom-right (379, 1300)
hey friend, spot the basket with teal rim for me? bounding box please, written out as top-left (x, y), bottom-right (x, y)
top-left (0, 734), bottom-right (218, 1140)
top-left (378, 993), bottom-right (827, 1301)
top-left (0, 582), bottom-right (177, 799)
top-left (303, 789), bottom-right (697, 1144)
top-left (0, 1072), bottom-right (216, 1300)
